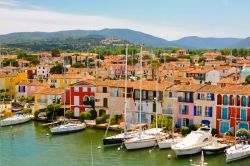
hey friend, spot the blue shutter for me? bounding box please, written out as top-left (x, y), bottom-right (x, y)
top-left (18, 86), bottom-right (20, 92)
top-left (198, 93), bottom-right (200, 99)
top-left (178, 118), bottom-right (182, 128)
top-left (211, 94), bottom-right (215, 101)
top-left (179, 105), bottom-right (182, 114)
top-left (24, 86), bottom-right (26, 92)
top-left (209, 107), bottom-right (213, 117)
top-left (189, 119), bottom-right (193, 125)
top-left (187, 105), bottom-right (189, 115)
top-left (194, 105), bottom-right (197, 116)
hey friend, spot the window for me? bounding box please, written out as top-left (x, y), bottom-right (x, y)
top-left (74, 96), bottom-right (79, 105)
top-left (74, 87), bottom-right (79, 92)
top-left (220, 121), bottom-right (230, 134)
top-left (242, 96), bottom-right (247, 107)
top-left (222, 108), bottom-right (228, 119)
top-left (179, 105), bottom-right (189, 115)
top-left (102, 87), bottom-right (107, 93)
top-left (197, 106), bottom-right (202, 116)
top-left (240, 109), bottom-right (247, 121)
top-left (103, 98), bottom-right (108, 107)
top-left (204, 107), bottom-right (212, 117)
top-left (223, 95), bottom-right (229, 105)
top-left (169, 92), bottom-right (172, 98)
top-left (90, 96), bottom-right (95, 101)
top-left (238, 123), bottom-right (248, 130)
top-left (83, 87), bottom-right (87, 92)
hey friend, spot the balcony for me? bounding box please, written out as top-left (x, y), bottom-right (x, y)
top-left (178, 96), bottom-right (193, 103)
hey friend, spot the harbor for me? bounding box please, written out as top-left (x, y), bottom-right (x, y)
top-left (0, 121), bottom-right (249, 166)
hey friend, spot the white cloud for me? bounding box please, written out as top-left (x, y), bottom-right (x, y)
top-left (0, 2), bottom-right (248, 40)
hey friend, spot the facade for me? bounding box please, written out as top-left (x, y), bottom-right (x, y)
top-left (70, 81), bottom-right (96, 117)
top-left (34, 88), bottom-right (64, 110)
top-left (216, 86), bottom-right (250, 135)
top-left (186, 68), bottom-right (220, 84)
top-left (36, 65), bottom-right (51, 79)
top-left (193, 85), bottom-right (218, 128)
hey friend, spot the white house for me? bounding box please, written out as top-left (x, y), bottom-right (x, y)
top-left (186, 68), bottom-right (220, 84)
top-left (36, 65), bottom-right (51, 79)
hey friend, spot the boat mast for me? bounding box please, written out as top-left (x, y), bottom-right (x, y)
top-left (139, 46), bottom-right (143, 139)
top-left (124, 44), bottom-right (128, 135)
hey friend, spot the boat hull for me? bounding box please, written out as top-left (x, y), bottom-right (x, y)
top-left (158, 138), bottom-right (183, 149)
top-left (50, 124), bottom-right (86, 134)
top-left (226, 145), bottom-right (250, 162)
top-left (203, 145), bottom-right (229, 155)
top-left (0, 117), bottom-right (31, 127)
top-left (103, 138), bottom-right (123, 146)
top-left (125, 139), bottom-right (157, 150)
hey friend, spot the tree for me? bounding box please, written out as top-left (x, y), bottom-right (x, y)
top-left (80, 112), bottom-right (91, 122)
top-left (149, 59), bottom-right (161, 80)
top-left (245, 75), bottom-right (250, 84)
top-left (51, 48), bottom-right (61, 57)
top-left (46, 103), bottom-right (61, 120)
top-left (50, 64), bottom-right (65, 74)
top-left (151, 115), bottom-right (172, 131)
top-left (72, 62), bottom-right (85, 68)
top-left (3, 58), bottom-right (19, 67)
top-left (65, 110), bottom-right (74, 119)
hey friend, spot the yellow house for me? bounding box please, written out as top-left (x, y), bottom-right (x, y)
top-left (0, 72), bottom-right (28, 96)
top-left (48, 73), bottom-right (94, 88)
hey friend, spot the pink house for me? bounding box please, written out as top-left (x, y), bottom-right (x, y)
top-left (16, 80), bottom-right (48, 98)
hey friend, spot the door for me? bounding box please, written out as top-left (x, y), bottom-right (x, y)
top-left (74, 107), bottom-right (80, 117)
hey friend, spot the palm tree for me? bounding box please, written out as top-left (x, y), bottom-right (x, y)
top-left (149, 59), bottom-right (161, 80)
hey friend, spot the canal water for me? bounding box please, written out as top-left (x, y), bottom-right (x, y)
top-left (0, 121), bottom-right (249, 166)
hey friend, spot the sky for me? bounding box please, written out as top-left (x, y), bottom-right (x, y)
top-left (0, 0), bottom-right (250, 40)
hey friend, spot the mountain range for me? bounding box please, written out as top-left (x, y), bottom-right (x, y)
top-left (0, 28), bottom-right (250, 49)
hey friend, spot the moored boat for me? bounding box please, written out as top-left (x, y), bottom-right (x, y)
top-left (202, 140), bottom-right (229, 155)
top-left (171, 126), bottom-right (213, 156)
top-left (158, 136), bottom-right (183, 149)
top-left (226, 144), bottom-right (250, 162)
top-left (50, 123), bottom-right (86, 134)
top-left (0, 112), bottom-right (32, 126)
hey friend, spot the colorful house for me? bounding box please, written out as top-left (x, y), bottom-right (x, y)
top-left (34, 88), bottom-right (64, 110)
top-left (70, 81), bottom-right (96, 117)
top-left (167, 84), bottom-right (205, 127)
top-left (216, 85), bottom-right (250, 135)
top-left (194, 85), bottom-right (218, 128)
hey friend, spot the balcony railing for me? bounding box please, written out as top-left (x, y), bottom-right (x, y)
top-left (178, 96), bottom-right (193, 103)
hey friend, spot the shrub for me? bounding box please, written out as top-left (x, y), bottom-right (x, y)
top-left (34, 110), bottom-right (40, 119)
top-left (80, 112), bottom-right (91, 122)
top-left (211, 128), bottom-right (217, 136)
top-left (96, 115), bottom-right (108, 124)
top-left (188, 125), bottom-right (198, 131)
top-left (236, 129), bottom-right (250, 139)
top-left (99, 109), bottom-right (106, 117)
top-left (65, 110), bottom-right (74, 119)
top-left (23, 108), bottom-right (32, 114)
top-left (110, 115), bottom-right (122, 125)
top-left (181, 126), bottom-right (191, 135)
top-left (225, 131), bottom-right (233, 136)
top-left (89, 109), bottom-right (97, 120)
top-left (27, 96), bottom-right (35, 103)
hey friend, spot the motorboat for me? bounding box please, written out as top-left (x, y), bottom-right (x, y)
top-left (171, 126), bottom-right (213, 156)
top-left (50, 123), bottom-right (86, 134)
top-left (0, 112), bottom-right (32, 126)
top-left (202, 140), bottom-right (229, 155)
top-left (226, 143), bottom-right (250, 162)
top-left (158, 136), bottom-right (183, 149)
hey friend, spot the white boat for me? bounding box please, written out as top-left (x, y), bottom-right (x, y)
top-left (226, 144), bottom-right (250, 162)
top-left (50, 123), bottom-right (86, 134)
top-left (103, 131), bottom-right (139, 146)
top-left (124, 133), bottom-right (158, 150)
top-left (124, 128), bottom-right (166, 150)
top-left (190, 151), bottom-right (208, 166)
top-left (202, 140), bottom-right (229, 155)
top-left (158, 136), bottom-right (183, 149)
top-left (0, 113), bottom-right (31, 126)
top-left (171, 126), bottom-right (213, 156)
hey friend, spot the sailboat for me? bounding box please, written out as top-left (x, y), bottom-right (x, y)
top-left (103, 44), bottom-right (140, 146)
top-left (0, 112), bottom-right (31, 127)
top-left (50, 61), bottom-right (86, 134)
top-left (158, 99), bottom-right (183, 149)
top-left (124, 47), bottom-right (166, 150)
